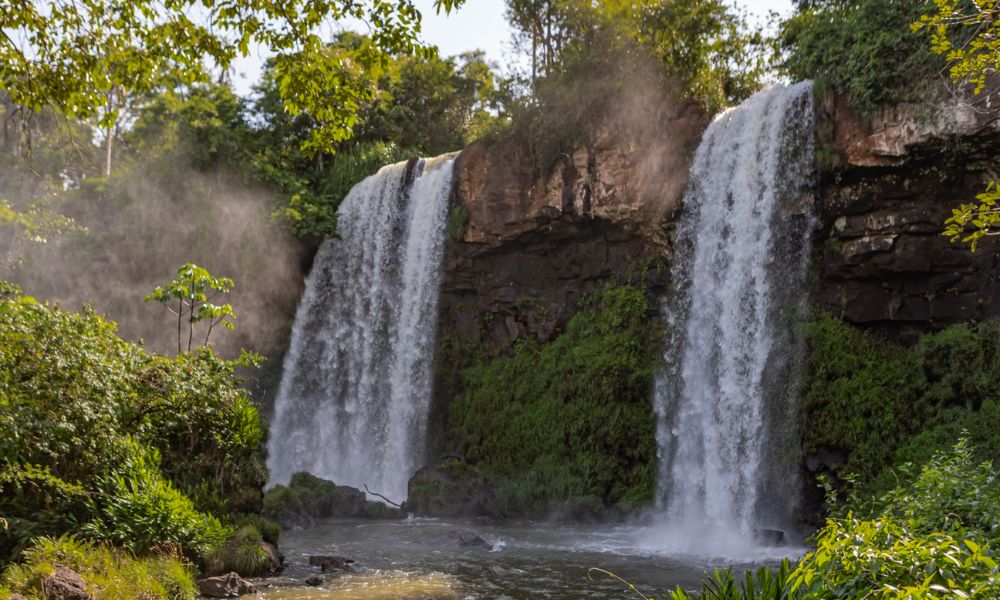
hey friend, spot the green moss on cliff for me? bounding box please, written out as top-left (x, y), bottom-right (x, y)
top-left (803, 316), bottom-right (1000, 495)
top-left (442, 284), bottom-right (661, 518)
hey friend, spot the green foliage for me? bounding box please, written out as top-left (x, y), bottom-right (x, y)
top-left (879, 436), bottom-right (1000, 544)
top-left (144, 263), bottom-right (237, 353)
top-left (204, 525), bottom-right (273, 577)
top-left (779, 0), bottom-right (941, 112)
top-left (942, 177), bottom-right (1000, 251)
top-left (665, 441), bottom-right (1000, 599)
top-left (0, 285), bottom-right (267, 563)
top-left (232, 514), bottom-right (280, 547)
top-left (82, 439), bottom-right (228, 559)
top-left (0, 0), bottom-right (464, 157)
top-left (802, 316), bottom-right (1000, 493)
top-left (446, 204), bottom-right (470, 242)
top-left (444, 284), bottom-right (661, 517)
top-left (494, 0), bottom-right (769, 176)
top-left (262, 472), bottom-right (384, 525)
top-left (915, 0), bottom-right (1000, 95)
top-left (607, 0), bottom-right (772, 111)
top-left (269, 141), bottom-right (414, 238)
top-left (0, 536), bottom-right (197, 600)
top-left (667, 561), bottom-right (794, 600)
top-left (790, 516), bottom-right (999, 599)
top-left (792, 441), bottom-right (1000, 598)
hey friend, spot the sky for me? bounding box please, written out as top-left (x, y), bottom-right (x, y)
top-left (230, 0), bottom-right (795, 97)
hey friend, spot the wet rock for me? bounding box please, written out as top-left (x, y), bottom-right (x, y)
top-left (263, 472), bottom-right (377, 528)
top-left (41, 565), bottom-right (91, 600)
top-left (259, 541), bottom-right (284, 575)
top-left (305, 576), bottom-right (324, 586)
top-left (402, 459), bottom-right (491, 518)
top-left (753, 528), bottom-right (786, 547)
top-left (454, 531), bottom-right (493, 550)
top-left (196, 572), bottom-right (256, 598)
top-left (814, 89), bottom-right (1000, 338)
top-left (309, 556), bottom-right (355, 573)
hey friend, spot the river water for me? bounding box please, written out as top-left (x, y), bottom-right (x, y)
top-left (256, 518), bottom-right (801, 599)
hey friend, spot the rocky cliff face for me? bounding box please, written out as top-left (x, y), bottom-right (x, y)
top-left (812, 90), bottom-right (1000, 340)
top-left (437, 98), bottom-right (707, 350)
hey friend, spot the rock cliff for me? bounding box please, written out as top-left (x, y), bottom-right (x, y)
top-left (437, 97), bottom-right (707, 350)
top-left (812, 90), bottom-right (1000, 340)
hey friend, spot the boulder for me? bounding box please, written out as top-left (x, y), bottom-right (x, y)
top-left (402, 459), bottom-right (491, 518)
top-left (305, 576), bottom-right (324, 586)
top-left (41, 566), bottom-right (91, 600)
top-left (263, 472), bottom-right (377, 527)
top-left (258, 541), bottom-right (284, 575)
top-left (753, 528), bottom-right (786, 547)
top-left (309, 555), bottom-right (355, 573)
top-left (196, 572), bottom-right (256, 598)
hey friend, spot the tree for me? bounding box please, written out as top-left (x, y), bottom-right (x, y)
top-left (915, 0), bottom-right (1000, 249)
top-left (144, 264), bottom-right (237, 353)
top-left (0, 0), bottom-right (464, 169)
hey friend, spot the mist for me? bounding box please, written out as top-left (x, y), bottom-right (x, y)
top-left (1, 161), bottom-right (312, 366)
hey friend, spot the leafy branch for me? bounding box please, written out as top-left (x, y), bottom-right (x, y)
top-left (144, 263), bottom-right (237, 353)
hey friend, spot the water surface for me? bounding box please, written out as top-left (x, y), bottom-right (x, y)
top-left (257, 518), bottom-right (801, 600)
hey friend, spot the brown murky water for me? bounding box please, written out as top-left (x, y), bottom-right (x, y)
top-left (252, 518), bottom-right (801, 600)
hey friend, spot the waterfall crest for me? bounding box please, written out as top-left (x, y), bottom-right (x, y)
top-left (653, 82), bottom-right (815, 552)
top-left (267, 155), bottom-right (455, 503)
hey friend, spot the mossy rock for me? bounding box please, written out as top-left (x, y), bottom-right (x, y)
top-left (263, 472), bottom-right (400, 527)
top-left (403, 459), bottom-right (491, 517)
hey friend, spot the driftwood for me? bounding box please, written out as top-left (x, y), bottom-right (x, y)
top-left (452, 531), bottom-right (493, 550)
top-left (364, 484), bottom-right (402, 507)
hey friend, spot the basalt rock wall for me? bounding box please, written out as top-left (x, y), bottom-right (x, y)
top-left (812, 90), bottom-right (1000, 341)
top-left (437, 98), bottom-right (707, 352)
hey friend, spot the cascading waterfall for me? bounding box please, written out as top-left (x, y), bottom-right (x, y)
top-left (267, 154), bottom-right (456, 503)
top-left (653, 82), bottom-right (815, 552)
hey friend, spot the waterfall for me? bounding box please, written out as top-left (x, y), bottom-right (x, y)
top-left (653, 82), bottom-right (815, 552)
top-left (267, 154), bottom-right (455, 503)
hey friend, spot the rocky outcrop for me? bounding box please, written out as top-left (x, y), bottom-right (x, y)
top-left (197, 573), bottom-right (256, 598)
top-left (263, 472), bottom-right (402, 528)
top-left (813, 89), bottom-right (1000, 340)
top-left (402, 457), bottom-right (491, 517)
top-left (440, 96), bottom-right (706, 352)
top-left (42, 566), bottom-right (91, 600)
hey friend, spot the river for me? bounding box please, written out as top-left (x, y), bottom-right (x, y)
top-left (257, 518), bottom-right (801, 599)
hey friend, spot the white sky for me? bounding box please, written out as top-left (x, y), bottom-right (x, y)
top-left (229, 0), bottom-right (795, 97)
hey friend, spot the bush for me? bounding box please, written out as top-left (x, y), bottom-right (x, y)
top-left (0, 536), bottom-right (197, 600)
top-left (270, 141), bottom-right (414, 238)
top-left (802, 316), bottom-right (1000, 494)
top-left (668, 441), bottom-right (1000, 599)
top-left (444, 284), bottom-right (661, 517)
top-left (779, 0), bottom-right (942, 112)
top-left (203, 525), bottom-right (274, 577)
top-left (879, 436), bottom-right (1000, 544)
top-left (82, 439), bottom-right (228, 559)
top-left (790, 516), bottom-right (1000, 599)
top-left (0, 284), bottom-right (266, 563)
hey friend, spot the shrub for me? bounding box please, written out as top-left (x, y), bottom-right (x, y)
top-left (791, 517), bottom-right (1000, 599)
top-left (667, 441), bottom-right (1000, 599)
top-left (444, 284), bottom-right (661, 517)
top-left (779, 0), bottom-right (942, 112)
top-left (82, 439), bottom-right (229, 559)
top-left (203, 525), bottom-right (274, 577)
top-left (0, 536), bottom-right (197, 600)
top-left (0, 284), bottom-right (266, 563)
top-left (668, 561), bottom-right (794, 600)
top-left (270, 141), bottom-right (414, 238)
top-left (802, 316), bottom-right (1000, 495)
top-left (879, 436), bottom-right (1000, 544)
